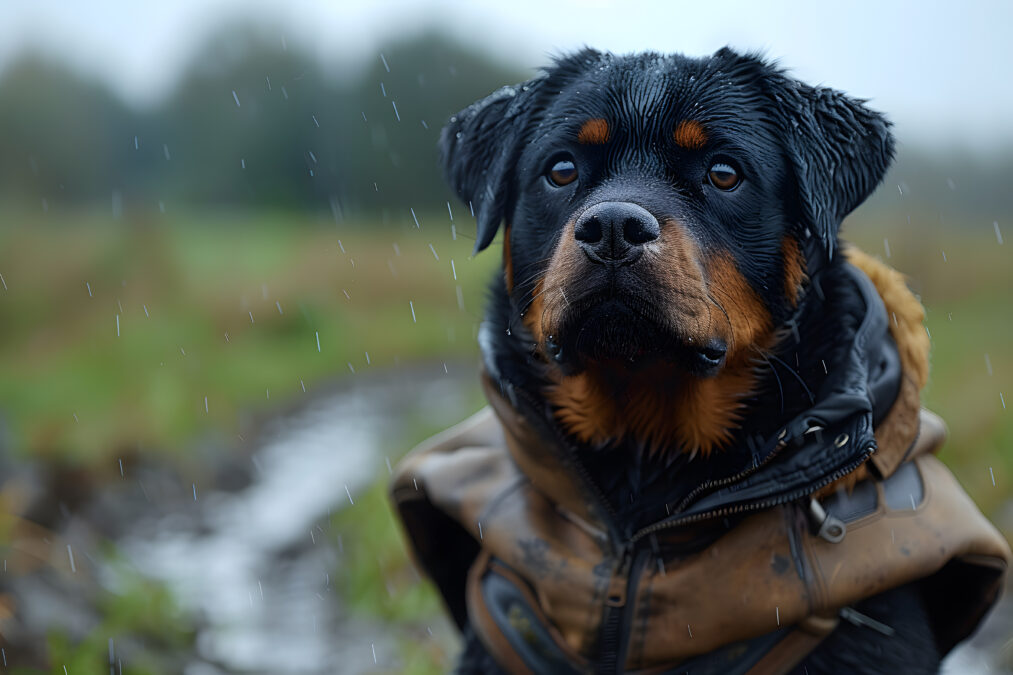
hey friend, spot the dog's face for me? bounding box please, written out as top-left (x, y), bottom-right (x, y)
top-left (442, 48), bottom-right (894, 451)
top-left (506, 56), bottom-right (800, 378)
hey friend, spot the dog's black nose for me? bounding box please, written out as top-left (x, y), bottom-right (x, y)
top-left (574, 202), bottom-right (660, 264)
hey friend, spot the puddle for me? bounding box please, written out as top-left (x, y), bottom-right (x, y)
top-left (119, 365), bottom-right (476, 673)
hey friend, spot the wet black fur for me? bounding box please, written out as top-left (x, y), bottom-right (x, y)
top-left (441, 48), bottom-right (941, 674)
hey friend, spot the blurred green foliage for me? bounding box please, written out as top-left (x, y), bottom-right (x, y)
top-left (36, 579), bottom-right (192, 675)
top-left (5, 559), bottom-right (194, 675)
top-left (845, 217), bottom-right (1012, 515)
top-left (0, 208), bottom-right (496, 465)
top-left (0, 24), bottom-right (1010, 222)
top-left (0, 26), bottom-right (525, 216)
top-left (334, 479), bottom-right (443, 621)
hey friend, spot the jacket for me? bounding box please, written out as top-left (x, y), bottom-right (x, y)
top-left (391, 251), bottom-right (1011, 674)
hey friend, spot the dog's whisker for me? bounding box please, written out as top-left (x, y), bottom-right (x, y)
top-left (759, 348), bottom-right (816, 405)
top-left (517, 284), bottom-right (550, 318)
top-left (509, 256), bottom-right (554, 286)
top-left (751, 347), bottom-right (785, 415)
top-left (704, 290), bottom-right (734, 343)
top-left (512, 266), bottom-right (552, 290)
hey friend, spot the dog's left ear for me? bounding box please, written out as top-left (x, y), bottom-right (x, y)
top-left (440, 80), bottom-right (543, 254)
top-left (729, 49), bottom-right (895, 262)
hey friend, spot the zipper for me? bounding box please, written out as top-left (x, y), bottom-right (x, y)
top-left (588, 441), bottom-right (870, 673)
top-left (596, 546), bottom-right (649, 674)
top-left (626, 442), bottom-right (874, 547)
top-left (513, 380), bottom-right (872, 552)
top-left (668, 430), bottom-right (792, 515)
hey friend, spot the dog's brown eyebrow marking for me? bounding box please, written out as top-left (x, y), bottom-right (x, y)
top-left (673, 120), bottom-right (708, 149)
top-left (577, 118), bottom-right (610, 144)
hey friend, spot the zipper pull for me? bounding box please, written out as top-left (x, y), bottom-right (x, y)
top-left (617, 542), bottom-right (635, 575)
top-left (808, 498), bottom-right (846, 543)
top-left (840, 607), bottom-right (895, 636)
top-left (649, 533), bottom-right (666, 576)
top-left (606, 544), bottom-right (634, 607)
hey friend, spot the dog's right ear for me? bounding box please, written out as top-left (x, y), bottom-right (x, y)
top-left (712, 47), bottom-right (894, 266)
top-left (440, 81), bottom-right (542, 254)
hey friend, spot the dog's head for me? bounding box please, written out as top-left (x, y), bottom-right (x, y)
top-left (442, 48), bottom-right (893, 451)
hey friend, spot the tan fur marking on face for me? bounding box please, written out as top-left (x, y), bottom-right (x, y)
top-left (542, 220), bottom-right (778, 455)
top-left (577, 118), bottom-right (610, 145)
top-left (653, 222), bottom-right (714, 345)
top-left (536, 221), bottom-right (583, 348)
top-left (503, 225), bottom-right (513, 292)
top-left (524, 279), bottom-right (545, 344)
top-left (705, 253), bottom-right (772, 361)
top-left (673, 120), bottom-right (707, 150)
top-left (781, 236), bottom-right (807, 308)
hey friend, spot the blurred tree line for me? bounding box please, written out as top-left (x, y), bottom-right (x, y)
top-left (0, 24), bottom-right (1010, 225)
top-left (0, 26), bottom-right (525, 220)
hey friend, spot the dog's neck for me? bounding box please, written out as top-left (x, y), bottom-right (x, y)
top-left (482, 257), bottom-right (868, 534)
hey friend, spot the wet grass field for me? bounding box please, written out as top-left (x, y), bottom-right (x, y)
top-left (0, 208), bottom-right (494, 465)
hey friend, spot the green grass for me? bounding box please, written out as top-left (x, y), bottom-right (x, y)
top-left (1, 551), bottom-right (195, 675)
top-left (328, 391), bottom-right (488, 674)
top-left (0, 207), bottom-right (497, 465)
top-left (331, 480), bottom-right (451, 675)
top-left (844, 215), bottom-right (1013, 515)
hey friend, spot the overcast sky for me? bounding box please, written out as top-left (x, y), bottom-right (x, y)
top-left (2, 0), bottom-right (1011, 152)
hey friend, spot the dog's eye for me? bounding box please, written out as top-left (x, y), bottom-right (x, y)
top-left (548, 160), bottom-right (578, 187)
top-left (707, 163), bottom-right (740, 191)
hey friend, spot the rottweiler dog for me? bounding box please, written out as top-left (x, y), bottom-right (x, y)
top-left (440, 48), bottom-right (941, 674)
